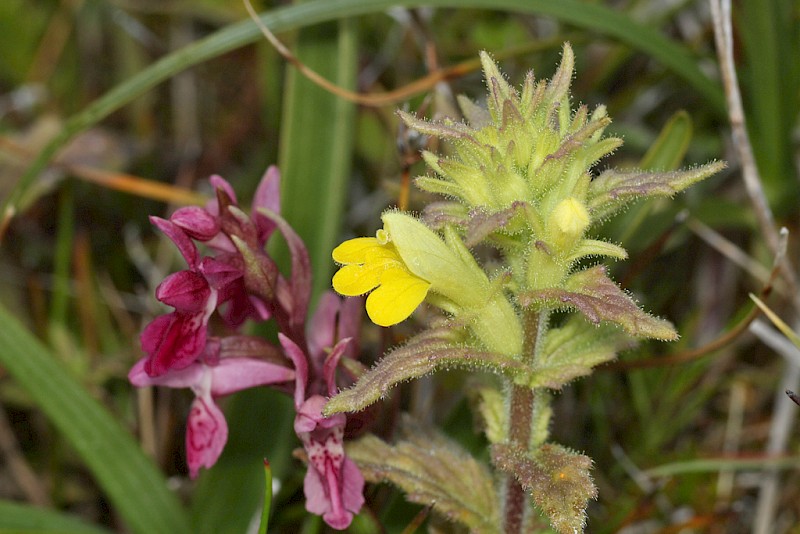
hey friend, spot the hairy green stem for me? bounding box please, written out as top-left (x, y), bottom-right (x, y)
top-left (503, 309), bottom-right (541, 533)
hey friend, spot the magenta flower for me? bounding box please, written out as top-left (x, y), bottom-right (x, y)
top-left (140, 168), bottom-right (283, 376)
top-left (133, 166), bottom-right (367, 525)
top-left (129, 349), bottom-right (294, 478)
top-left (279, 292), bottom-right (365, 531)
top-left (294, 396), bottom-right (365, 530)
top-left (140, 219), bottom-right (220, 376)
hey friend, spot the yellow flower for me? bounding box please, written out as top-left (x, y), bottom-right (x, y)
top-left (332, 236), bottom-right (431, 327)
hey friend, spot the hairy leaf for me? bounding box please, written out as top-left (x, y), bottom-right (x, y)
top-left (520, 265), bottom-right (677, 340)
top-left (347, 420), bottom-right (500, 533)
top-left (464, 202), bottom-right (528, 247)
top-left (588, 161), bottom-right (725, 220)
top-left (492, 443), bottom-right (596, 534)
top-left (325, 323), bottom-right (526, 415)
top-left (530, 316), bottom-right (635, 389)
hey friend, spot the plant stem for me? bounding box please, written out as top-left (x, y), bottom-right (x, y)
top-left (503, 309), bottom-right (541, 534)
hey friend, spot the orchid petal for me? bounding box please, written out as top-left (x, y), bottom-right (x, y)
top-left (323, 338), bottom-right (352, 397)
top-left (258, 208), bottom-right (311, 327)
top-left (198, 256), bottom-right (242, 290)
top-left (278, 333), bottom-right (308, 407)
top-left (150, 216), bottom-right (198, 268)
top-left (128, 357), bottom-right (204, 388)
top-left (337, 297), bottom-right (363, 359)
top-left (307, 292), bottom-right (340, 360)
top-left (209, 357), bottom-right (294, 396)
top-left (170, 206), bottom-right (219, 241)
top-left (252, 165), bottom-right (281, 244)
top-left (299, 419), bottom-right (363, 530)
top-left (186, 395), bottom-right (228, 479)
top-left (208, 175), bottom-right (237, 213)
top-left (140, 313), bottom-right (171, 355)
top-left (156, 270), bottom-right (210, 312)
top-left (143, 312), bottom-right (208, 376)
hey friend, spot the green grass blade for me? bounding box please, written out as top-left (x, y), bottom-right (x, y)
top-left (5, 0), bottom-right (722, 225)
top-left (0, 500), bottom-right (113, 534)
top-left (645, 455), bottom-right (800, 478)
top-left (0, 303), bottom-right (191, 534)
top-left (277, 17), bottom-right (357, 300)
top-left (258, 460), bottom-right (273, 534)
top-left (640, 110), bottom-right (693, 171)
top-left (738, 0), bottom-right (800, 209)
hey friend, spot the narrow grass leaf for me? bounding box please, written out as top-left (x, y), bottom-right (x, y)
top-left (277, 16), bottom-right (357, 301)
top-left (640, 110), bottom-right (693, 171)
top-left (258, 460), bottom-right (272, 534)
top-left (0, 500), bottom-right (113, 534)
top-left (0, 303), bottom-right (191, 534)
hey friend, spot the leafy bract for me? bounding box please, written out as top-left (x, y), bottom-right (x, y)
top-left (529, 316), bottom-right (635, 389)
top-left (520, 265), bottom-right (677, 340)
top-left (325, 323), bottom-right (525, 415)
top-left (347, 420), bottom-right (500, 533)
top-left (588, 161), bottom-right (725, 220)
top-left (492, 443), bottom-right (596, 534)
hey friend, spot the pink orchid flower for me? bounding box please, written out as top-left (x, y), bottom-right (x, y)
top-left (141, 168), bottom-right (283, 376)
top-left (279, 292), bottom-right (365, 530)
top-left (129, 351), bottom-right (294, 478)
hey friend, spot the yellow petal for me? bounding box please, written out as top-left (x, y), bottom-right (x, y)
top-left (332, 237), bottom-right (380, 264)
top-left (365, 269), bottom-right (430, 326)
top-left (332, 264), bottom-right (382, 296)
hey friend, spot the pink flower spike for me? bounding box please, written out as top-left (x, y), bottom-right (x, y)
top-left (186, 394), bottom-right (228, 479)
top-left (171, 206), bottom-right (220, 241)
top-left (156, 271), bottom-right (211, 313)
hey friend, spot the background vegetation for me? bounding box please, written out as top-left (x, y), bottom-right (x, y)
top-left (0, 0), bottom-right (799, 532)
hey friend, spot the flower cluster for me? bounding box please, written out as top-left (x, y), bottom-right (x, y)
top-left (130, 166), bottom-right (364, 529)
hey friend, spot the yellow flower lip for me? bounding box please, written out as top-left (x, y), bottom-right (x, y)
top-left (332, 235), bottom-right (431, 327)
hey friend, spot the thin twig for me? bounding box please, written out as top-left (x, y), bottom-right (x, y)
top-left (243, 0), bottom-right (450, 107)
top-left (242, 0), bottom-right (558, 108)
top-left (708, 0), bottom-right (798, 301)
top-left (0, 136), bottom-right (206, 206)
top-left (686, 217), bottom-right (772, 288)
top-left (749, 319), bottom-right (800, 534)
